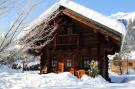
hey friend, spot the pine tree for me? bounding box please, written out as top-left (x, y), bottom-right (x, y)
top-left (88, 60), bottom-right (100, 78)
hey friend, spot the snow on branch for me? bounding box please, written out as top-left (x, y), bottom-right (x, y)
top-left (0, 0), bottom-right (18, 15)
top-left (19, 9), bottom-right (62, 51)
top-left (0, 0), bottom-right (37, 63)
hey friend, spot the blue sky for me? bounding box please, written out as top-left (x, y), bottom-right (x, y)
top-left (0, 0), bottom-right (135, 35)
top-left (75, 0), bottom-right (135, 15)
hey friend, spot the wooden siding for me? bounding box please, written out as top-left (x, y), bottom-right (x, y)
top-left (62, 8), bottom-right (121, 44)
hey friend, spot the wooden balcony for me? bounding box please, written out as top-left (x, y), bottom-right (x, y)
top-left (55, 34), bottom-right (79, 47)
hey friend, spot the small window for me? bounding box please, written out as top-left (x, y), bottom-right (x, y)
top-left (52, 60), bottom-right (57, 67)
top-left (128, 63), bottom-right (133, 66)
top-left (83, 56), bottom-right (90, 68)
top-left (51, 56), bottom-right (57, 67)
top-left (67, 27), bottom-right (73, 34)
top-left (67, 58), bottom-right (72, 67)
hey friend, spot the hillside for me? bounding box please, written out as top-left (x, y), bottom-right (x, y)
top-left (110, 12), bottom-right (135, 27)
top-left (110, 12), bottom-right (135, 52)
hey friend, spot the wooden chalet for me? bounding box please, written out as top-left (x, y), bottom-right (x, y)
top-left (21, 0), bottom-right (126, 80)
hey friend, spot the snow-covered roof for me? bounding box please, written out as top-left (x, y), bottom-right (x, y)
top-left (59, 0), bottom-right (126, 35)
top-left (18, 0), bottom-right (126, 39)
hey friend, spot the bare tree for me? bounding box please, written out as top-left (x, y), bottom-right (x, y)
top-left (0, 0), bottom-right (62, 72)
top-left (120, 19), bottom-right (135, 74)
top-left (0, 0), bottom-right (19, 15)
top-left (113, 53), bottom-right (123, 74)
top-left (0, 0), bottom-right (38, 63)
top-left (19, 8), bottom-right (62, 50)
top-left (14, 7), bottom-right (64, 73)
top-left (0, 0), bottom-right (60, 66)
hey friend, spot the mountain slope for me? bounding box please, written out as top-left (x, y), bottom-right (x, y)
top-left (110, 12), bottom-right (135, 27)
top-left (110, 12), bottom-right (135, 52)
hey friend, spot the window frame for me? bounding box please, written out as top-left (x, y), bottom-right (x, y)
top-left (82, 56), bottom-right (91, 69)
top-left (66, 58), bottom-right (72, 67)
top-left (51, 56), bottom-right (58, 67)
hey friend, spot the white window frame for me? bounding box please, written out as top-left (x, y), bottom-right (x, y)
top-left (67, 58), bottom-right (72, 67)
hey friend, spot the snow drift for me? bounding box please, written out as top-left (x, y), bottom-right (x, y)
top-left (1, 65), bottom-right (135, 89)
top-left (0, 65), bottom-right (108, 89)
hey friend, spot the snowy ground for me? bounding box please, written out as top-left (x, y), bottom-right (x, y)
top-left (0, 65), bottom-right (135, 89)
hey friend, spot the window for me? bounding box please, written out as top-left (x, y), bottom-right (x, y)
top-left (67, 27), bottom-right (73, 35)
top-left (52, 60), bottom-right (57, 67)
top-left (67, 58), bottom-right (72, 67)
top-left (83, 56), bottom-right (90, 68)
top-left (51, 56), bottom-right (57, 67)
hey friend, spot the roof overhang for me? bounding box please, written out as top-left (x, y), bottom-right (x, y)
top-left (62, 8), bottom-right (122, 43)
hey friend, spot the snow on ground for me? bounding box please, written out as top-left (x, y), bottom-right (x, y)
top-left (109, 70), bottom-right (135, 83)
top-left (0, 65), bottom-right (135, 89)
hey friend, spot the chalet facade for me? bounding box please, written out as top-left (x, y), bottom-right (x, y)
top-left (21, 0), bottom-right (126, 80)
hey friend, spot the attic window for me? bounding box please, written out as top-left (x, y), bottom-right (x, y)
top-left (67, 27), bottom-right (73, 34)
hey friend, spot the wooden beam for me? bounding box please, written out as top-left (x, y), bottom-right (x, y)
top-left (62, 9), bottom-right (121, 43)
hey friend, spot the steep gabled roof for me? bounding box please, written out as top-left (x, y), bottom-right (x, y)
top-left (60, 0), bottom-right (126, 35)
top-left (18, 0), bottom-right (126, 39)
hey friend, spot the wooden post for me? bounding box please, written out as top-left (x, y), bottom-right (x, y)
top-left (104, 52), bottom-right (109, 80)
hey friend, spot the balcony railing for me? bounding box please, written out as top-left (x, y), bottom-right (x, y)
top-left (55, 34), bottom-right (79, 46)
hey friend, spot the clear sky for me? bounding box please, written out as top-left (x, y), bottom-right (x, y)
top-left (0, 0), bottom-right (135, 35)
top-left (75, 0), bottom-right (135, 15)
